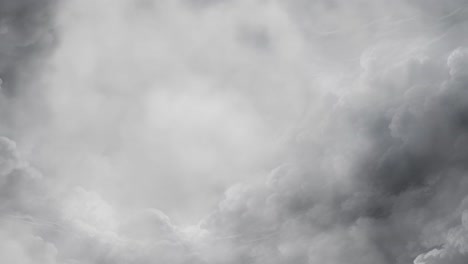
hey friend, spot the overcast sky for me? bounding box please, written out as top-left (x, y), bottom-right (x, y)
top-left (1, 0), bottom-right (468, 263)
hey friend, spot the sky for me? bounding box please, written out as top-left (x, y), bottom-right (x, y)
top-left (1, 0), bottom-right (468, 263)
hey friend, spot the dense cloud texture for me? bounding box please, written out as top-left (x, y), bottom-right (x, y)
top-left (3, 0), bottom-right (468, 263)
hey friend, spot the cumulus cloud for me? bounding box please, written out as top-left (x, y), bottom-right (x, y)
top-left (0, 135), bottom-right (202, 263)
top-left (3, 0), bottom-right (468, 264)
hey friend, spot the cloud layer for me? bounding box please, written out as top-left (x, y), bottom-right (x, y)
top-left (2, 0), bottom-right (468, 263)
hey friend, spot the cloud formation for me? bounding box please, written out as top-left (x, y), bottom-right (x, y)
top-left (3, 0), bottom-right (468, 263)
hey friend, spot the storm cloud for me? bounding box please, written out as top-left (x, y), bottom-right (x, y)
top-left (2, 0), bottom-right (468, 263)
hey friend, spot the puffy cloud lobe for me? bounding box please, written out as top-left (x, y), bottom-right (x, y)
top-left (189, 43), bottom-right (468, 264)
top-left (0, 226), bottom-right (58, 264)
top-left (0, 136), bottom-right (199, 263)
top-left (0, 136), bottom-right (59, 263)
top-left (0, 137), bottom-right (47, 217)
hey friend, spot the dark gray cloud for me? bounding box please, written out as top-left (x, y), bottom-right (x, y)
top-left (0, 0), bottom-right (54, 92)
top-left (193, 45), bottom-right (468, 264)
top-left (0, 0), bottom-right (55, 142)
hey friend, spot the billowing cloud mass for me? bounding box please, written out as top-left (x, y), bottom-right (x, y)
top-left (3, 0), bottom-right (468, 263)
